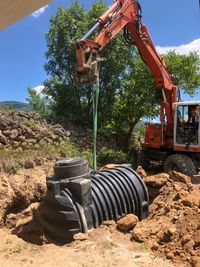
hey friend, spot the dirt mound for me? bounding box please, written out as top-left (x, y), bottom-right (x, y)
top-left (0, 162), bottom-right (53, 226)
top-left (132, 171), bottom-right (200, 266)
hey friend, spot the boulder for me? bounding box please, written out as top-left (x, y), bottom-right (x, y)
top-left (117, 214), bottom-right (138, 232)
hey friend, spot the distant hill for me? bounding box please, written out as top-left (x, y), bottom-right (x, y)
top-left (0, 101), bottom-right (31, 111)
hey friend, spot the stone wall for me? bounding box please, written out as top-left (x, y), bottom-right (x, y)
top-left (0, 109), bottom-right (116, 151)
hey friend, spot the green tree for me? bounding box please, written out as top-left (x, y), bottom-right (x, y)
top-left (44, 1), bottom-right (131, 124)
top-left (164, 51), bottom-right (200, 94)
top-left (26, 87), bottom-right (49, 115)
top-left (105, 51), bottom-right (200, 150)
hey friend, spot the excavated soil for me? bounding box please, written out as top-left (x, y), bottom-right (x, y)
top-left (0, 161), bottom-right (53, 227)
top-left (0, 162), bottom-right (199, 267)
top-left (133, 169), bottom-right (200, 267)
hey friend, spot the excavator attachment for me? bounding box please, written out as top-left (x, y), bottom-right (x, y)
top-left (76, 41), bottom-right (100, 84)
top-left (75, 21), bottom-right (102, 84)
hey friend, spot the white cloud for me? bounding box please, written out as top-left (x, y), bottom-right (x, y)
top-left (31, 5), bottom-right (48, 18)
top-left (156, 38), bottom-right (200, 56)
top-left (33, 85), bottom-right (44, 94)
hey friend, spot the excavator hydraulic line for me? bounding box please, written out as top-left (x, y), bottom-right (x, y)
top-left (81, 21), bottom-right (101, 41)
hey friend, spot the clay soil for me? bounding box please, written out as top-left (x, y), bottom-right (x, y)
top-left (0, 162), bottom-right (199, 267)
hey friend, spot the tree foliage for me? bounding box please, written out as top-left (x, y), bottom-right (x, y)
top-left (164, 51), bottom-right (200, 94)
top-left (105, 51), bottom-right (200, 149)
top-left (26, 87), bottom-right (49, 115)
top-left (44, 1), bottom-right (131, 124)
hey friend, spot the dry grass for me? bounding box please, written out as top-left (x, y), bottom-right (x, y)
top-left (0, 141), bottom-right (93, 174)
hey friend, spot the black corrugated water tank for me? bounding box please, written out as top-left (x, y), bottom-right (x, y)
top-left (41, 157), bottom-right (149, 243)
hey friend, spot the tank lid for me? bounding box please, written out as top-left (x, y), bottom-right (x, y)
top-left (54, 157), bottom-right (89, 180)
top-left (55, 157), bottom-right (85, 167)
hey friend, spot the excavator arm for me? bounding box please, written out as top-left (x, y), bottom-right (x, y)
top-left (76, 0), bottom-right (177, 124)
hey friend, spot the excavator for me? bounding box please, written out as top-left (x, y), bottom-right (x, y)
top-left (1, 0), bottom-right (199, 178)
top-left (76, 0), bottom-right (200, 179)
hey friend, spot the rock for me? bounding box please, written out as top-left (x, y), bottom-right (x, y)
top-left (184, 240), bottom-right (195, 253)
top-left (0, 131), bottom-right (7, 144)
top-left (53, 128), bottom-right (64, 137)
top-left (150, 224), bottom-right (161, 235)
top-left (157, 227), bottom-right (176, 243)
top-left (181, 198), bottom-right (193, 207)
top-left (17, 135), bottom-right (26, 142)
top-left (131, 226), bottom-right (148, 243)
top-left (194, 231), bottom-right (200, 247)
top-left (24, 160), bottom-right (34, 169)
top-left (63, 136), bottom-right (70, 141)
top-left (144, 173), bottom-right (169, 187)
top-left (6, 213), bottom-right (19, 228)
top-left (102, 220), bottom-right (116, 226)
top-left (117, 214), bottom-right (138, 232)
top-left (12, 141), bottom-right (20, 148)
top-left (181, 234), bottom-right (192, 245)
top-left (174, 183), bottom-right (182, 192)
top-left (151, 242), bottom-right (159, 251)
top-left (191, 257), bottom-right (200, 267)
top-left (0, 109), bottom-right (115, 151)
top-left (170, 171), bottom-right (192, 185)
top-left (9, 129), bottom-right (19, 139)
top-left (180, 252), bottom-right (186, 259)
top-left (99, 164), bottom-right (120, 171)
top-left (24, 127), bottom-right (34, 138)
top-left (0, 118), bottom-right (7, 130)
top-left (168, 227), bottom-right (177, 235)
top-left (26, 139), bottom-right (37, 145)
top-left (166, 252), bottom-right (174, 260)
top-left (73, 232), bottom-right (88, 241)
top-left (136, 166), bottom-right (147, 179)
top-left (184, 192), bottom-right (200, 207)
top-left (42, 137), bottom-right (52, 143)
top-left (16, 147), bottom-right (23, 152)
top-left (3, 129), bottom-right (11, 136)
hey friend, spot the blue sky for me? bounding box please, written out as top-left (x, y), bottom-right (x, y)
top-left (0, 0), bottom-right (199, 102)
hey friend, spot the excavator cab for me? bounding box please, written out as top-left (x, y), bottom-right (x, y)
top-left (174, 102), bottom-right (200, 148)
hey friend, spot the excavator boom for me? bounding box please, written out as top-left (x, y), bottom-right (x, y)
top-left (76, 0), bottom-right (177, 124)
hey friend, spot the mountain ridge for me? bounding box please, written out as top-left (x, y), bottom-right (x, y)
top-left (0, 101), bottom-right (30, 110)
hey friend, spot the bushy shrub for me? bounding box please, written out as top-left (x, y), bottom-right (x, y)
top-left (98, 147), bottom-right (128, 166)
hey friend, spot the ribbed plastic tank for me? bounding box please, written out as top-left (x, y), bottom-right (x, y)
top-left (41, 157), bottom-right (149, 243)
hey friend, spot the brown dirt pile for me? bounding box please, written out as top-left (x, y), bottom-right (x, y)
top-left (0, 162), bottom-right (53, 226)
top-left (132, 170), bottom-right (200, 267)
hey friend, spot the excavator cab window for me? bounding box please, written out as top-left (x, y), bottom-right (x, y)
top-left (175, 105), bottom-right (199, 146)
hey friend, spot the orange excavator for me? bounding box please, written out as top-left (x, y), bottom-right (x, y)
top-left (76, 0), bottom-right (200, 179)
